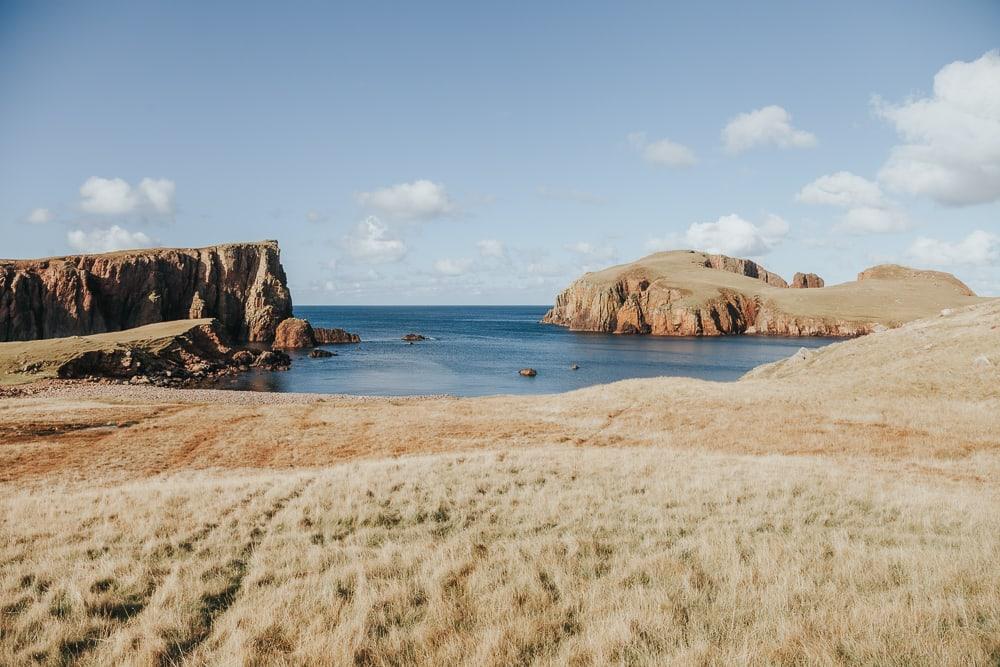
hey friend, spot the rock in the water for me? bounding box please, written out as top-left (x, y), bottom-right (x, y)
top-left (402, 333), bottom-right (427, 342)
top-left (231, 349), bottom-right (256, 366)
top-left (0, 241), bottom-right (292, 343)
top-left (253, 350), bottom-right (291, 370)
top-left (519, 368), bottom-right (537, 377)
top-left (570, 364), bottom-right (580, 370)
top-left (314, 327), bottom-right (360, 344)
top-left (791, 272), bottom-right (825, 289)
top-left (273, 317), bottom-right (316, 349)
top-left (309, 348), bottom-right (335, 358)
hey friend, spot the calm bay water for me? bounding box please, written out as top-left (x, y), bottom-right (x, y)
top-left (211, 305), bottom-right (836, 396)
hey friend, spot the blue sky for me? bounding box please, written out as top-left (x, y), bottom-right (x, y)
top-left (1, 1), bottom-right (998, 304)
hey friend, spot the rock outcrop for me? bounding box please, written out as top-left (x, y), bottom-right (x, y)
top-left (272, 319), bottom-right (361, 348)
top-left (791, 272), bottom-right (825, 289)
top-left (273, 317), bottom-right (315, 349)
top-left (314, 327), bottom-right (360, 344)
top-left (0, 318), bottom-right (291, 386)
top-left (542, 250), bottom-right (984, 338)
top-left (0, 241), bottom-right (292, 343)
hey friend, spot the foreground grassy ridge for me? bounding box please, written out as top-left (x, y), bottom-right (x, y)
top-left (1, 448), bottom-right (998, 666)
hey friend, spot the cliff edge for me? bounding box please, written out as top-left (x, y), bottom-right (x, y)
top-left (0, 241), bottom-right (292, 343)
top-left (542, 250), bottom-right (984, 337)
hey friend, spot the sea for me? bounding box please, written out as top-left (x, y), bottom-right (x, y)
top-left (205, 305), bottom-right (838, 397)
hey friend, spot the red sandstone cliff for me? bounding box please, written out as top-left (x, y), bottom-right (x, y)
top-left (541, 250), bottom-right (983, 337)
top-left (0, 241), bottom-right (292, 343)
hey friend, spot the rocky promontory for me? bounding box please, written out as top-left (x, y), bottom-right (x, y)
top-left (542, 250), bottom-right (984, 337)
top-left (0, 241), bottom-right (292, 343)
top-left (0, 318), bottom-right (290, 387)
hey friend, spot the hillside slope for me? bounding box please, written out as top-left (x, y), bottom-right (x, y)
top-left (542, 250), bottom-right (986, 336)
top-left (1, 301), bottom-right (998, 665)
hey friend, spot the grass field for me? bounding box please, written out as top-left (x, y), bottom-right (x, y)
top-left (1, 300), bottom-right (998, 665)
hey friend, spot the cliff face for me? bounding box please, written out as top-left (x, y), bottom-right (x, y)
top-left (542, 250), bottom-right (984, 337)
top-left (0, 241), bottom-right (292, 343)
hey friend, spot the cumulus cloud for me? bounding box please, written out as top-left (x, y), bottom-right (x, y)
top-left (875, 50), bottom-right (1000, 206)
top-left (682, 214), bottom-right (789, 256)
top-left (477, 239), bottom-right (507, 259)
top-left (138, 178), bottom-right (175, 214)
top-left (536, 185), bottom-right (607, 205)
top-left (345, 216), bottom-right (407, 263)
top-left (433, 258), bottom-right (473, 275)
top-left (566, 241), bottom-right (617, 261)
top-left (797, 171), bottom-right (909, 234)
top-left (79, 176), bottom-right (175, 217)
top-left (25, 208), bottom-right (53, 224)
top-left (627, 132), bottom-right (697, 167)
top-left (796, 171), bottom-right (884, 208)
top-left (66, 225), bottom-right (154, 253)
top-left (722, 105), bottom-right (817, 153)
top-left (907, 230), bottom-right (1000, 267)
top-left (357, 180), bottom-right (455, 219)
top-left (837, 207), bottom-right (909, 234)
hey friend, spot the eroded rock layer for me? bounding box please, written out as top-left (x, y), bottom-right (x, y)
top-left (542, 250), bottom-right (982, 337)
top-left (0, 241), bottom-right (292, 343)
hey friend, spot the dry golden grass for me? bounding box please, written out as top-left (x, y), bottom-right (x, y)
top-left (1, 300), bottom-right (999, 665)
top-left (2, 448), bottom-right (998, 666)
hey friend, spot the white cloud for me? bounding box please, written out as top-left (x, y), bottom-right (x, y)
top-left (345, 216), bottom-right (407, 263)
top-left (305, 210), bottom-right (326, 223)
top-left (875, 50), bottom-right (1000, 206)
top-left (67, 225), bottom-right (154, 253)
top-left (797, 171), bottom-right (909, 234)
top-left (682, 213), bottom-right (789, 256)
top-left (433, 258), bottom-right (473, 275)
top-left (837, 207), bottom-right (909, 234)
top-left (477, 239), bottom-right (507, 259)
top-left (137, 178), bottom-right (175, 214)
top-left (627, 132), bottom-right (697, 167)
top-left (566, 241), bottom-right (618, 261)
top-left (722, 105), bottom-right (817, 153)
top-left (536, 185), bottom-right (607, 205)
top-left (907, 230), bottom-right (1000, 267)
top-left (357, 180), bottom-right (455, 219)
top-left (25, 208), bottom-right (53, 224)
top-left (525, 260), bottom-right (567, 277)
top-left (796, 171), bottom-right (885, 208)
top-left (79, 176), bottom-right (176, 217)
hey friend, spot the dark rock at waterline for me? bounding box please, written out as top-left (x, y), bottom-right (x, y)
top-left (402, 333), bottom-right (427, 342)
top-left (309, 348), bottom-right (336, 358)
top-left (570, 364), bottom-right (580, 370)
top-left (519, 368), bottom-right (537, 377)
top-left (253, 349), bottom-right (291, 370)
top-left (314, 327), bottom-right (360, 344)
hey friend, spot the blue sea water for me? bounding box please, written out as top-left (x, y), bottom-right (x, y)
top-left (211, 305), bottom-right (837, 396)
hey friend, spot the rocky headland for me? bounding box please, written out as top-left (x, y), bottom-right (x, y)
top-left (542, 250), bottom-right (984, 337)
top-left (0, 241), bottom-right (292, 343)
top-left (0, 318), bottom-right (291, 389)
